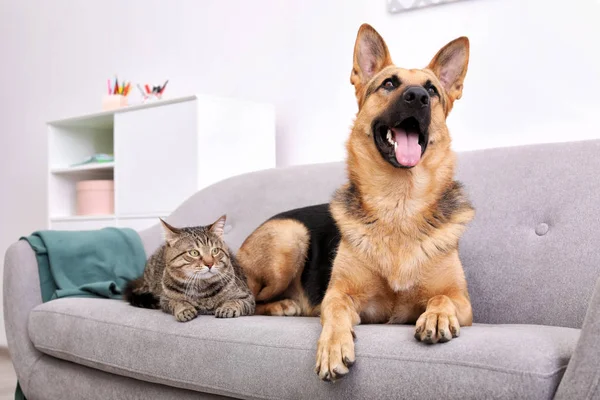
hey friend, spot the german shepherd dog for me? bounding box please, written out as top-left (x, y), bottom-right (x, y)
top-left (237, 23), bottom-right (474, 381)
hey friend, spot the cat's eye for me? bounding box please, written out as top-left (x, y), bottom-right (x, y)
top-left (211, 248), bottom-right (220, 256)
top-left (188, 250), bottom-right (200, 257)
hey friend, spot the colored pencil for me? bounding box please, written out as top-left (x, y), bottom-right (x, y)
top-left (137, 84), bottom-right (146, 96)
top-left (159, 80), bottom-right (169, 94)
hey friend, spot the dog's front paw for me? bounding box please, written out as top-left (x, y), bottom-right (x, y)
top-left (215, 305), bottom-right (240, 318)
top-left (175, 306), bottom-right (198, 322)
top-left (315, 329), bottom-right (356, 382)
top-left (414, 311), bottom-right (460, 344)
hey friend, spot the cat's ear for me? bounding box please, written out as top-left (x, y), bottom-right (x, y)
top-left (160, 218), bottom-right (181, 246)
top-left (209, 215), bottom-right (226, 238)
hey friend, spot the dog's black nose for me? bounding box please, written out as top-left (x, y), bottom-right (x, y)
top-left (402, 87), bottom-right (429, 108)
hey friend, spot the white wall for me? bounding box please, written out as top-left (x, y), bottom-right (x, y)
top-left (1, 0), bottom-right (599, 346)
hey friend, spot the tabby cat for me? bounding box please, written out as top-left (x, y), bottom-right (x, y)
top-left (124, 215), bottom-right (255, 321)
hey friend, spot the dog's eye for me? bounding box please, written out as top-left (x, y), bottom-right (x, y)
top-left (424, 81), bottom-right (438, 96)
top-left (381, 78), bottom-right (398, 90)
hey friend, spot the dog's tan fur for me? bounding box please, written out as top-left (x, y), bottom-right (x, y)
top-left (237, 219), bottom-right (320, 316)
top-left (238, 23), bottom-right (474, 381)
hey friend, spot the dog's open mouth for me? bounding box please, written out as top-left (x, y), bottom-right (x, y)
top-left (374, 117), bottom-right (428, 168)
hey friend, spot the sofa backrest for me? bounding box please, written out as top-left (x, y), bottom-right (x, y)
top-left (139, 139), bottom-right (600, 329)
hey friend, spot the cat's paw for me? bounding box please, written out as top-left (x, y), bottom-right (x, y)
top-left (215, 305), bottom-right (240, 318)
top-left (175, 306), bottom-right (198, 322)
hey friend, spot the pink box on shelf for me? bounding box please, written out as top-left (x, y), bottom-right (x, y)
top-left (76, 180), bottom-right (114, 216)
top-left (102, 95), bottom-right (128, 111)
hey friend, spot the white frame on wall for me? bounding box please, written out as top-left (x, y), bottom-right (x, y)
top-left (387, 0), bottom-right (472, 14)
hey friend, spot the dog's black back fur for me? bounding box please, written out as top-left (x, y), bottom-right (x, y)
top-left (269, 204), bottom-right (340, 305)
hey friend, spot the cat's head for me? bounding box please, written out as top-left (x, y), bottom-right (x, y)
top-left (159, 215), bottom-right (231, 280)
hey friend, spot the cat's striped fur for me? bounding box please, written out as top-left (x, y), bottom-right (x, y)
top-left (124, 216), bottom-right (255, 321)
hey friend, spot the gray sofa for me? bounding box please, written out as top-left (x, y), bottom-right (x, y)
top-left (4, 139), bottom-right (600, 400)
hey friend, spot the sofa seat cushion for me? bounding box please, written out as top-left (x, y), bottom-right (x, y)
top-left (29, 298), bottom-right (578, 400)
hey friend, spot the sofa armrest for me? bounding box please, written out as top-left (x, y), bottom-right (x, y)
top-left (3, 240), bottom-right (44, 395)
top-left (554, 276), bottom-right (600, 399)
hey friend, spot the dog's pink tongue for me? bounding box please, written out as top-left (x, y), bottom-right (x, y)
top-left (392, 128), bottom-right (421, 167)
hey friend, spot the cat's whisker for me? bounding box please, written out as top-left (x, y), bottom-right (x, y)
top-left (185, 272), bottom-right (198, 298)
top-left (215, 269), bottom-right (232, 287)
top-left (182, 275), bottom-right (191, 297)
top-left (222, 268), bottom-right (246, 288)
top-left (194, 272), bottom-right (202, 291)
top-left (213, 270), bottom-right (226, 287)
top-left (190, 272), bottom-right (201, 296)
top-left (184, 276), bottom-right (192, 297)
top-left (186, 273), bottom-right (196, 292)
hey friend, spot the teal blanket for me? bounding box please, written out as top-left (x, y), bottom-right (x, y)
top-left (16, 227), bottom-right (147, 399)
top-left (22, 227), bottom-right (146, 302)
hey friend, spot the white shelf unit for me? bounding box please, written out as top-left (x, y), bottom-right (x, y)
top-left (51, 162), bottom-right (115, 174)
top-left (47, 95), bottom-right (276, 231)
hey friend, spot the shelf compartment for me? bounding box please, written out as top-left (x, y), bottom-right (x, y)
top-left (49, 171), bottom-right (114, 219)
top-left (48, 124), bottom-right (113, 170)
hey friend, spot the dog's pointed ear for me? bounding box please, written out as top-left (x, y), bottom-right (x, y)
top-left (427, 36), bottom-right (470, 106)
top-left (351, 24), bottom-right (393, 103)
